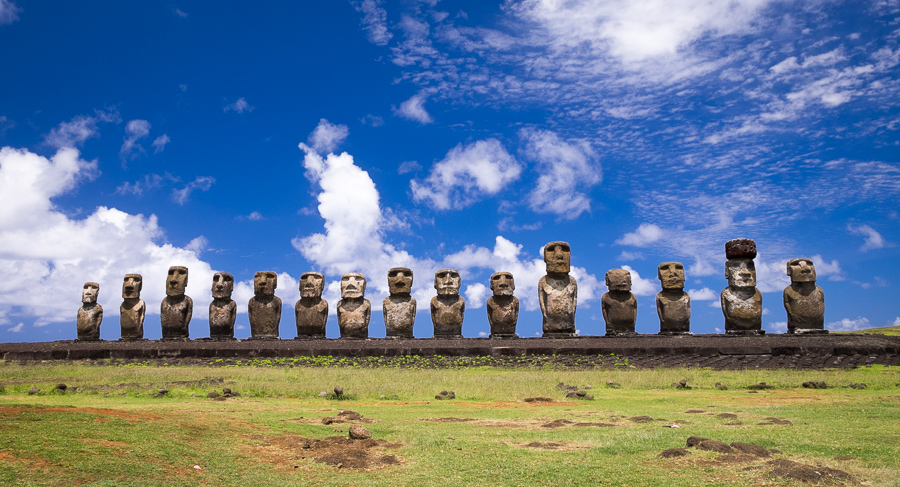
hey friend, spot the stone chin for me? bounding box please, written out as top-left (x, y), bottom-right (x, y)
top-left (436, 287), bottom-right (460, 296)
top-left (300, 288), bottom-right (322, 298)
top-left (342, 289), bottom-right (365, 299)
top-left (660, 278), bottom-right (685, 290)
top-left (389, 282), bottom-right (411, 294)
top-left (545, 262), bottom-right (570, 274)
top-left (166, 285), bottom-right (186, 297)
top-left (728, 277), bottom-right (757, 288)
top-left (493, 288), bottom-right (515, 297)
top-left (212, 290), bottom-right (232, 299)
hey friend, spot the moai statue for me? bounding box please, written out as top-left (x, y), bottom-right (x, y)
top-left (160, 266), bottom-right (192, 340)
top-left (538, 241), bottom-right (577, 337)
top-left (656, 262), bottom-right (692, 335)
top-left (76, 282), bottom-right (103, 341)
top-left (384, 267), bottom-right (416, 338)
top-left (721, 238), bottom-right (763, 335)
top-left (784, 258), bottom-right (826, 334)
top-left (337, 273), bottom-right (370, 339)
top-left (431, 269), bottom-right (465, 338)
top-left (248, 271), bottom-right (281, 339)
top-left (487, 271), bottom-right (518, 338)
top-left (209, 272), bottom-right (236, 339)
top-left (295, 272), bottom-right (328, 339)
top-left (119, 274), bottom-right (146, 340)
top-left (602, 269), bottom-right (637, 336)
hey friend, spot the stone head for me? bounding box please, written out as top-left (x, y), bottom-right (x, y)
top-left (341, 273), bottom-right (367, 299)
top-left (434, 269), bottom-right (461, 296)
top-left (211, 272), bottom-right (234, 299)
top-left (490, 272), bottom-right (515, 297)
top-left (254, 271), bottom-right (277, 296)
top-left (658, 262), bottom-right (685, 290)
top-left (300, 272), bottom-right (325, 298)
top-left (543, 241), bottom-right (571, 274)
top-left (786, 258), bottom-right (816, 283)
top-left (166, 266), bottom-right (188, 297)
top-left (122, 274), bottom-right (142, 299)
top-left (725, 259), bottom-right (756, 288)
top-left (605, 269), bottom-right (632, 292)
top-left (387, 267), bottom-right (413, 295)
top-left (82, 282), bottom-right (99, 304)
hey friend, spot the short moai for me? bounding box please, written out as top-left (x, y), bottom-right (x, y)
top-left (784, 258), bottom-right (826, 334)
top-left (656, 262), bottom-right (692, 335)
top-left (76, 282), bottom-right (103, 341)
top-left (487, 271), bottom-right (518, 338)
top-left (295, 272), bottom-right (328, 338)
top-left (602, 269), bottom-right (637, 336)
top-left (248, 271), bottom-right (281, 339)
top-left (431, 269), bottom-right (465, 338)
top-left (209, 272), bottom-right (236, 339)
top-left (119, 274), bottom-right (146, 340)
top-left (721, 239), bottom-right (763, 335)
top-left (160, 266), bottom-right (192, 340)
top-left (383, 267), bottom-right (416, 338)
top-left (337, 273), bottom-right (370, 339)
top-left (538, 241), bottom-right (577, 337)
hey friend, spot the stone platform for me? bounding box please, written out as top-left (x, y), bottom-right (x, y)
top-left (2, 334), bottom-right (899, 369)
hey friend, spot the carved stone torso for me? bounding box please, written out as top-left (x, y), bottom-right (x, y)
top-left (602, 291), bottom-right (637, 334)
top-left (209, 298), bottom-right (236, 338)
top-left (487, 295), bottom-right (518, 336)
top-left (249, 295), bottom-right (282, 338)
top-left (337, 298), bottom-right (370, 338)
top-left (120, 299), bottom-right (146, 340)
top-left (538, 274), bottom-right (577, 334)
top-left (721, 287), bottom-right (762, 332)
top-left (431, 295), bottom-right (465, 337)
top-left (657, 290), bottom-right (691, 334)
top-left (77, 304), bottom-right (103, 340)
top-left (296, 298), bottom-right (328, 337)
top-left (784, 284), bottom-right (825, 331)
top-left (161, 295), bottom-right (193, 339)
top-left (384, 295), bottom-right (416, 337)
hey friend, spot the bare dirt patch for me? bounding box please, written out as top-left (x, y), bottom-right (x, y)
top-left (525, 442), bottom-right (563, 449)
top-left (716, 413), bottom-right (739, 419)
top-left (0, 405), bottom-right (159, 422)
top-left (422, 417), bottom-right (476, 423)
top-left (248, 434), bottom-right (402, 470)
top-left (660, 448), bottom-right (691, 458)
top-left (757, 417), bottom-right (793, 426)
top-left (767, 459), bottom-right (853, 484)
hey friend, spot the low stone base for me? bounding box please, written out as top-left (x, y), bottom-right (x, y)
top-left (606, 331), bottom-right (639, 337)
top-left (196, 336), bottom-right (237, 341)
top-left (158, 337), bottom-right (190, 342)
top-left (74, 338), bottom-right (103, 342)
top-left (789, 329), bottom-right (829, 335)
top-left (542, 332), bottom-right (577, 338)
top-left (433, 334), bottom-right (464, 339)
top-left (490, 333), bottom-right (519, 339)
top-left (726, 330), bottom-right (766, 336)
top-left (244, 336), bottom-right (280, 341)
top-left (658, 331), bottom-right (693, 336)
top-left (294, 335), bottom-right (326, 340)
top-left (338, 336), bottom-right (369, 340)
top-left (384, 335), bottom-right (414, 340)
top-left (118, 337), bottom-right (147, 342)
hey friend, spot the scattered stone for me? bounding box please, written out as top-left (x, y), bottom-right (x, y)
top-left (801, 381), bottom-right (828, 389)
top-left (715, 382), bottom-right (728, 390)
top-left (523, 397), bottom-right (553, 403)
top-left (767, 459), bottom-right (853, 483)
top-left (207, 391), bottom-right (220, 399)
top-left (659, 448), bottom-right (691, 458)
top-left (698, 440), bottom-right (734, 454)
top-left (673, 379), bottom-right (692, 390)
top-left (716, 413), bottom-right (738, 419)
top-left (628, 416), bottom-right (654, 423)
top-left (222, 388), bottom-right (232, 395)
top-left (606, 381), bottom-right (621, 389)
top-left (317, 391), bottom-right (328, 397)
top-left (848, 383), bottom-right (867, 389)
top-left (28, 386), bottom-right (39, 395)
top-left (349, 425), bottom-right (371, 440)
top-left (731, 442), bottom-right (770, 457)
top-left (686, 436), bottom-right (709, 447)
top-left (435, 390), bottom-right (456, 400)
top-left (69, 386), bottom-right (78, 393)
top-left (747, 382), bottom-right (775, 390)
top-left (583, 384), bottom-right (592, 389)
top-left (334, 386), bottom-right (344, 397)
top-left (55, 383), bottom-right (67, 391)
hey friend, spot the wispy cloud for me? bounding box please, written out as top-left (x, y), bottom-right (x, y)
top-left (152, 134), bottom-right (170, 153)
top-left (354, 0), bottom-right (392, 46)
top-left (172, 176), bottom-right (215, 205)
top-left (0, 0), bottom-right (21, 25)
top-left (848, 223), bottom-right (889, 252)
top-left (119, 119), bottom-right (151, 163)
top-left (394, 93), bottom-right (433, 124)
top-left (43, 108), bottom-right (120, 149)
top-left (520, 128), bottom-right (600, 220)
top-left (224, 97), bottom-right (254, 113)
top-left (173, 8), bottom-right (188, 18)
top-left (8, 322), bottom-right (23, 333)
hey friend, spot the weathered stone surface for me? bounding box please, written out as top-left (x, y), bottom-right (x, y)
top-left (209, 272), bottom-right (236, 339)
top-left (721, 240), bottom-right (763, 335)
top-left (783, 258), bottom-right (826, 334)
top-left (119, 274), bottom-right (146, 340)
top-left (76, 282), bottom-right (103, 341)
top-left (349, 424), bottom-right (371, 440)
top-left (161, 266), bottom-right (192, 340)
top-left (383, 268), bottom-right (415, 338)
top-left (431, 269), bottom-right (465, 338)
top-left (602, 269), bottom-right (637, 336)
top-left (487, 271), bottom-right (518, 338)
top-left (248, 271), bottom-right (281, 339)
top-left (656, 262), bottom-right (691, 335)
top-left (539, 241), bottom-right (577, 337)
top-left (338, 273), bottom-right (370, 339)
top-left (296, 272), bottom-right (328, 338)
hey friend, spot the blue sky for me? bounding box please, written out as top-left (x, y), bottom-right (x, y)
top-left (1, 0), bottom-right (899, 341)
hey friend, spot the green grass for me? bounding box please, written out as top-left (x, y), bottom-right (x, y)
top-left (835, 325), bottom-right (900, 336)
top-left (1, 363), bottom-right (898, 486)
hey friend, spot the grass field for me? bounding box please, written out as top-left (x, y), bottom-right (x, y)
top-left (836, 325), bottom-right (900, 336)
top-left (1, 362), bottom-right (898, 486)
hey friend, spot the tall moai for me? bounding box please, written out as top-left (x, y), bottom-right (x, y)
top-left (487, 271), bottom-right (518, 338)
top-left (384, 267), bottom-right (416, 338)
top-left (248, 271), bottom-right (281, 339)
top-left (209, 272), bottom-right (236, 339)
top-left (656, 262), bottom-right (692, 335)
top-left (160, 266), bottom-right (192, 340)
top-left (296, 272), bottom-right (328, 339)
top-left (76, 282), bottom-right (103, 341)
top-left (721, 239), bottom-right (763, 335)
top-left (784, 258), bottom-right (826, 334)
top-left (538, 241), bottom-right (577, 337)
top-left (602, 269), bottom-right (637, 336)
top-left (337, 273), bottom-right (370, 339)
top-left (119, 274), bottom-right (146, 341)
top-left (431, 269), bottom-right (465, 338)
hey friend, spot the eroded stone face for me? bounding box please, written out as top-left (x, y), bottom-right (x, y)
top-left (487, 272), bottom-right (518, 337)
top-left (725, 259), bottom-right (757, 288)
top-left (120, 274), bottom-right (145, 340)
top-left (300, 272), bottom-right (325, 298)
top-left (341, 273), bottom-right (367, 299)
top-left (658, 262), bottom-right (685, 290)
top-left (77, 282), bottom-right (102, 341)
top-left (784, 258), bottom-right (825, 333)
top-left (787, 258), bottom-right (817, 283)
top-left (249, 271), bottom-right (281, 338)
top-left (254, 271), bottom-right (278, 296)
top-left (166, 266), bottom-right (188, 297)
top-left (721, 239), bottom-right (762, 334)
top-left (338, 273), bottom-right (370, 338)
top-left (211, 272), bottom-right (234, 299)
top-left (490, 272), bottom-right (515, 296)
top-left (82, 282), bottom-right (99, 304)
top-left (603, 269), bottom-right (637, 335)
top-left (434, 269), bottom-right (461, 296)
top-left (122, 274), bottom-right (142, 299)
top-left (388, 267), bottom-right (413, 295)
top-left (606, 269), bottom-right (632, 292)
top-left (544, 241), bottom-right (571, 274)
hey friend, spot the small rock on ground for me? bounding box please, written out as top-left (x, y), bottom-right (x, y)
top-left (659, 448), bottom-right (691, 458)
top-left (349, 425), bottom-right (371, 440)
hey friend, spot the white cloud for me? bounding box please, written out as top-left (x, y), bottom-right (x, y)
top-left (397, 160), bottom-right (421, 174)
top-left (810, 254), bottom-right (843, 281)
top-left (152, 134), bottom-right (170, 154)
top-left (464, 282), bottom-right (487, 309)
top-left (360, 114), bottom-right (384, 127)
top-left (115, 173), bottom-right (175, 196)
top-left (8, 322), bottom-right (23, 332)
top-left (478, 331), bottom-right (488, 337)
top-left (618, 265), bottom-right (658, 296)
top-left (246, 211), bottom-right (264, 221)
top-left (688, 287), bottom-right (717, 300)
top-left (616, 223), bottom-right (663, 247)
top-left (174, 8), bottom-right (188, 18)
top-left (44, 109), bottom-right (120, 150)
top-left (355, 0), bottom-right (393, 46)
top-left (0, 0), bottom-right (21, 25)
top-left (224, 97), bottom-right (254, 113)
top-left (306, 118), bottom-right (349, 154)
top-left (766, 321), bottom-right (787, 334)
top-left (848, 223), bottom-right (888, 251)
top-left (520, 128), bottom-right (600, 219)
top-left (394, 93), bottom-right (434, 124)
top-left (0, 146), bottom-right (219, 328)
top-left (120, 119), bottom-right (151, 163)
top-left (827, 317), bottom-right (871, 332)
top-left (893, 317), bottom-right (900, 327)
top-left (411, 139), bottom-right (521, 210)
top-left (171, 176), bottom-right (215, 205)
top-left (616, 251), bottom-right (645, 261)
